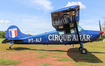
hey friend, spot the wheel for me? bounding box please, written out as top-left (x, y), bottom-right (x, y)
top-left (79, 47), bottom-right (82, 51)
top-left (9, 47), bottom-right (11, 49)
top-left (81, 48), bottom-right (87, 54)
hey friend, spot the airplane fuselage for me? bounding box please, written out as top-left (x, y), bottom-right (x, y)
top-left (21, 30), bottom-right (100, 44)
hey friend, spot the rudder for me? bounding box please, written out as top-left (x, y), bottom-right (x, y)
top-left (5, 25), bottom-right (30, 40)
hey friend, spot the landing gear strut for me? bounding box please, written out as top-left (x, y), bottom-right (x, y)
top-left (9, 44), bottom-right (14, 49)
top-left (79, 43), bottom-right (87, 54)
top-left (73, 11), bottom-right (87, 54)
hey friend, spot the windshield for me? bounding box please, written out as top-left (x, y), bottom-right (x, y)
top-left (78, 26), bottom-right (84, 32)
top-left (58, 26), bottom-right (83, 35)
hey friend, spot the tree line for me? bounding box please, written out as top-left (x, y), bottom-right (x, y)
top-left (0, 31), bottom-right (6, 38)
top-left (0, 31), bottom-right (31, 38)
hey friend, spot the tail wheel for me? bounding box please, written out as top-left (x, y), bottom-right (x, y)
top-left (81, 48), bottom-right (87, 54)
top-left (9, 47), bottom-right (11, 49)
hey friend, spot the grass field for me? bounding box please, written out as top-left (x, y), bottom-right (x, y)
top-left (0, 38), bottom-right (105, 66)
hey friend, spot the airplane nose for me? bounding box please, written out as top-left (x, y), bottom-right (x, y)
top-left (100, 31), bottom-right (104, 35)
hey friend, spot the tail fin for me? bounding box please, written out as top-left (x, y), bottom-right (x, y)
top-left (5, 25), bottom-right (30, 40)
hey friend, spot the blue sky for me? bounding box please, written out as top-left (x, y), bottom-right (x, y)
top-left (0, 0), bottom-right (105, 35)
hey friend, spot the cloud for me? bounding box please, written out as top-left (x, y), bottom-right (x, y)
top-left (65, 2), bottom-right (86, 9)
top-left (0, 20), bottom-right (4, 23)
top-left (79, 19), bottom-right (99, 31)
top-left (0, 20), bottom-right (10, 24)
top-left (80, 20), bottom-right (95, 23)
top-left (14, 15), bottom-right (54, 35)
top-left (20, 17), bottom-right (53, 29)
top-left (5, 20), bottom-right (10, 24)
top-left (31, 0), bottom-right (53, 10)
top-left (22, 20), bottom-right (54, 35)
top-left (82, 25), bottom-right (99, 30)
top-left (14, 0), bottom-right (53, 10)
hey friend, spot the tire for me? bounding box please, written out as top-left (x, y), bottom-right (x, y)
top-left (79, 47), bottom-right (82, 51)
top-left (9, 47), bottom-right (11, 49)
top-left (81, 48), bottom-right (87, 54)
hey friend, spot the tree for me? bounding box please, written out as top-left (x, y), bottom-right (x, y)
top-left (0, 31), bottom-right (6, 38)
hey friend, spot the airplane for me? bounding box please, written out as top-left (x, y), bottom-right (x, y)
top-left (2, 5), bottom-right (104, 54)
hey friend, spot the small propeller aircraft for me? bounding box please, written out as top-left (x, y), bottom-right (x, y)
top-left (2, 5), bottom-right (104, 54)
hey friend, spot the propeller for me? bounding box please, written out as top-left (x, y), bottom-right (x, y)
top-left (99, 20), bottom-right (104, 39)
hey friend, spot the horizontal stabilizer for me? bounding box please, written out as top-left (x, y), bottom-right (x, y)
top-left (2, 39), bottom-right (13, 43)
top-left (2, 39), bottom-right (23, 44)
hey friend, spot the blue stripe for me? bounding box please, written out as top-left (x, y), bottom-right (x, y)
top-left (9, 31), bottom-right (12, 37)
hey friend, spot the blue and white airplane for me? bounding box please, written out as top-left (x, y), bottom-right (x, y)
top-left (2, 5), bottom-right (104, 54)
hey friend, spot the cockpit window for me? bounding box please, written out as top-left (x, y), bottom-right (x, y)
top-left (58, 31), bottom-right (64, 35)
top-left (57, 26), bottom-right (83, 34)
top-left (70, 26), bottom-right (83, 33)
top-left (78, 26), bottom-right (84, 32)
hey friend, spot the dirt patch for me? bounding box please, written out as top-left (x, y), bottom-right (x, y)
top-left (0, 45), bottom-right (76, 66)
top-left (0, 45), bottom-right (104, 66)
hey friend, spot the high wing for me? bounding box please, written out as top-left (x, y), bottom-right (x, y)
top-left (51, 5), bottom-right (80, 34)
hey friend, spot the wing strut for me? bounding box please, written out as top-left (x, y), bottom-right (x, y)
top-left (73, 15), bottom-right (81, 45)
top-left (74, 16), bottom-right (83, 47)
top-left (73, 10), bottom-right (87, 54)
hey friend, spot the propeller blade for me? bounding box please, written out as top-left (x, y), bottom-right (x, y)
top-left (99, 20), bottom-right (104, 39)
top-left (99, 20), bottom-right (102, 31)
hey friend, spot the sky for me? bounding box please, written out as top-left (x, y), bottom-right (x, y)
top-left (0, 0), bottom-right (105, 35)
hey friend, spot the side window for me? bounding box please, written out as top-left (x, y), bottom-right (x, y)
top-left (70, 26), bottom-right (83, 33)
top-left (70, 29), bottom-right (75, 33)
top-left (58, 29), bottom-right (75, 34)
top-left (57, 26), bottom-right (83, 34)
top-left (71, 26), bottom-right (83, 33)
top-left (58, 31), bottom-right (64, 35)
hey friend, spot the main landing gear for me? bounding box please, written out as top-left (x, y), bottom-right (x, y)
top-left (79, 43), bottom-right (87, 54)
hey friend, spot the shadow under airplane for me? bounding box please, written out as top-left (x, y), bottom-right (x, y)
top-left (67, 48), bottom-right (103, 63)
top-left (7, 47), bottom-right (103, 63)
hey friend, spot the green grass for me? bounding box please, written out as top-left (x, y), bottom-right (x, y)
top-left (50, 50), bottom-right (66, 54)
top-left (75, 62), bottom-right (103, 66)
top-left (23, 56), bottom-right (28, 58)
top-left (0, 38), bottom-right (5, 43)
top-left (41, 63), bottom-right (51, 66)
top-left (62, 64), bottom-right (66, 66)
top-left (0, 58), bottom-right (21, 65)
top-left (1, 38), bottom-right (105, 65)
top-left (0, 54), bottom-right (8, 56)
top-left (55, 56), bottom-right (73, 61)
top-left (52, 56), bottom-right (59, 58)
top-left (38, 56), bottom-right (47, 58)
top-left (74, 62), bottom-right (89, 66)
